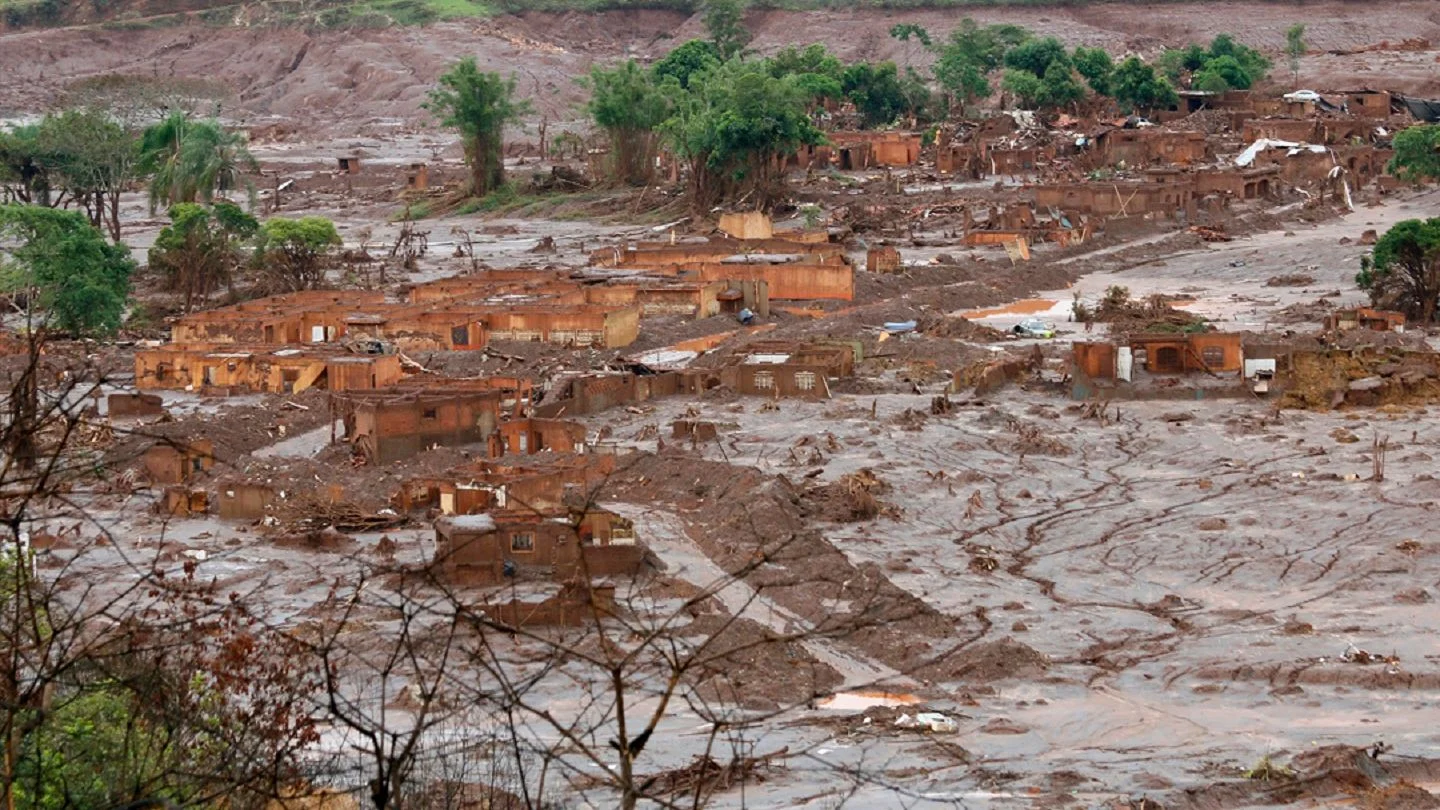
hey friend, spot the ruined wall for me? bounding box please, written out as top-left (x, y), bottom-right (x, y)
top-left (693, 262), bottom-right (853, 301)
top-left (217, 483), bottom-right (275, 520)
top-left (497, 418), bottom-right (587, 455)
top-left (733, 363), bottom-right (832, 399)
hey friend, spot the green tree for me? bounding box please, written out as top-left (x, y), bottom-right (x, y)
top-left (1111, 56), bottom-right (1179, 112)
top-left (660, 59), bottom-right (821, 208)
top-left (425, 58), bottom-right (531, 197)
top-left (889, 22), bottom-right (931, 69)
top-left (767, 44), bottom-right (845, 108)
top-left (1003, 36), bottom-right (1068, 77)
top-left (255, 216), bottom-right (341, 292)
top-left (1072, 46), bottom-right (1114, 96)
top-left (842, 62), bottom-right (910, 127)
top-left (1193, 54), bottom-right (1252, 91)
top-left (37, 109), bottom-right (139, 241)
top-left (1285, 24), bottom-right (1306, 87)
top-left (1356, 218), bottom-right (1440, 321)
top-left (1208, 33), bottom-right (1270, 83)
top-left (140, 113), bottom-right (257, 213)
top-left (1387, 124), bottom-right (1440, 182)
top-left (0, 204), bottom-right (133, 336)
top-left (0, 124), bottom-right (59, 207)
top-left (1001, 69), bottom-right (1045, 109)
top-left (589, 60), bottom-right (672, 186)
top-left (651, 39), bottom-right (722, 90)
top-left (931, 18), bottom-right (1029, 114)
top-left (701, 0), bottom-right (750, 59)
top-left (1040, 61), bottom-right (1085, 109)
top-left (149, 202), bottom-right (258, 311)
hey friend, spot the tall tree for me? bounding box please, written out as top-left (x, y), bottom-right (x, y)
top-left (1356, 218), bottom-right (1440, 322)
top-left (931, 18), bottom-right (1029, 115)
top-left (1285, 24), bottom-right (1307, 88)
top-left (39, 109), bottom-right (138, 241)
top-left (1040, 61), bottom-right (1085, 110)
top-left (0, 125), bottom-right (58, 207)
top-left (1003, 36), bottom-right (1069, 77)
top-left (660, 59), bottom-right (821, 209)
top-left (0, 204), bottom-right (133, 336)
top-left (426, 59), bottom-right (530, 197)
top-left (1072, 46), bottom-right (1114, 96)
top-left (589, 60), bottom-right (673, 187)
top-left (701, 0), bottom-right (750, 59)
top-left (1111, 56), bottom-right (1179, 112)
top-left (651, 39), bottom-right (722, 90)
top-left (140, 113), bottom-right (257, 212)
top-left (1387, 124), bottom-right (1440, 183)
top-left (149, 202), bottom-right (258, 311)
top-left (1001, 69), bottom-right (1045, 109)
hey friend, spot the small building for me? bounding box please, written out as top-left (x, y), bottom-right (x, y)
top-left (217, 482), bottom-right (277, 520)
top-left (718, 211), bottom-right (773, 240)
top-left (1326, 307), bottom-right (1405, 332)
top-left (433, 508), bottom-right (643, 585)
top-left (335, 388), bottom-right (504, 465)
top-left (142, 439), bottom-right (214, 485)
top-left (727, 340), bottom-right (857, 400)
top-left (495, 418), bottom-right (587, 456)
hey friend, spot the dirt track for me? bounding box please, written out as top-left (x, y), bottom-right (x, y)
top-left (3, 2), bottom-right (1439, 132)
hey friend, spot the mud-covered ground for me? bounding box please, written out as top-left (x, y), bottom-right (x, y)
top-left (582, 382), bottom-right (1440, 807)
top-left (2, 2), bottom-right (1440, 131)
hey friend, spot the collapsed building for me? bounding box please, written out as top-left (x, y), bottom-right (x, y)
top-left (433, 507), bottom-right (643, 585)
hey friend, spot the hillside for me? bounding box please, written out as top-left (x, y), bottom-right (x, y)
top-left (2, 0), bottom-right (1438, 132)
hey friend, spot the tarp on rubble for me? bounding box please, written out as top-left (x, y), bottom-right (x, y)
top-left (1395, 94), bottom-right (1440, 123)
top-left (1234, 139), bottom-right (1328, 167)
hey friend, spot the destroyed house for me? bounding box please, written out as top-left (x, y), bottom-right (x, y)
top-left (1326, 307), bottom-right (1405, 332)
top-left (334, 388), bottom-right (504, 464)
top-left (726, 341), bottom-right (857, 400)
top-left (393, 454), bottom-right (616, 515)
top-left (1072, 333), bottom-right (1244, 380)
top-left (142, 439), bottom-right (214, 485)
top-left (533, 371), bottom-right (701, 417)
top-left (169, 291), bottom-right (387, 345)
top-left (1031, 182), bottom-right (1196, 219)
top-left (135, 346), bottom-right (402, 394)
top-left (496, 418), bottom-right (587, 456)
top-left (481, 303), bottom-right (640, 348)
top-left (1096, 129), bottom-right (1207, 167)
top-left (434, 508), bottom-right (642, 585)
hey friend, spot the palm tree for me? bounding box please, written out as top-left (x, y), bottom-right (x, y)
top-left (140, 113), bottom-right (258, 212)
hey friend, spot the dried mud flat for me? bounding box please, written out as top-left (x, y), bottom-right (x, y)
top-left (583, 385), bottom-right (1440, 808)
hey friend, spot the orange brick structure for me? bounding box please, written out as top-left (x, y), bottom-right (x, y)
top-left (434, 508), bottom-right (643, 585)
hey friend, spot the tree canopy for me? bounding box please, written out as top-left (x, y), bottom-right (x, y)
top-left (1158, 34), bottom-right (1270, 93)
top-left (1356, 218), bottom-right (1440, 322)
top-left (660, 58), bottom-right (822, 208)
top-left (1072, 46), bottom-right (1114, 96)
top-left (149, 202), bottom-right (257, 311)
top-left (1111, 56), bottom-right (1179, 112)
top-left (425, 58), bottom-right (530, 197)
top-left (589, 60), bottom-right (673, 185)
top-left (0, 204), bottom-right (133, 335)
top-left (1387, 124), bottom-right (1440, 183)
top-left (140, 113), bottom-right (256, 212)
top-left (701, 0), bottom-right (750, 59)
top-left (255, 216), bottom-right (341, 292)
top-left (651, 39), bottom-right (722, 90)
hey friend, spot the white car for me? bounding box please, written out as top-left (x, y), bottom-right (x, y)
top-left (1013, 318), bottom-right (1057, 339)
top-left (1284, 90), bottom-right (1321, 103)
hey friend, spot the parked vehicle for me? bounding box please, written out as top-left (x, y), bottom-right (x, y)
top-left (1013, 318), bottom-right (1057, 339)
